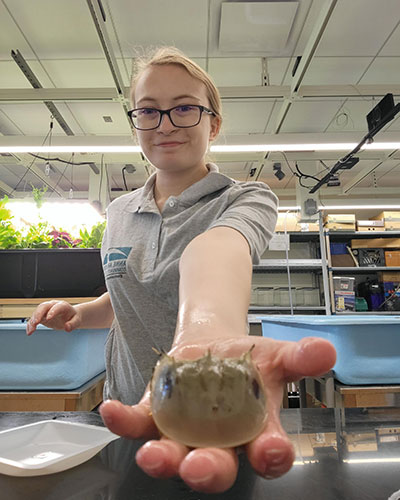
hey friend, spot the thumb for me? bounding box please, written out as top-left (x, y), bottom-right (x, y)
top-left (99, 399), bottom-right (159, 439)
top-left (64, 316), bottom-right (80, 332)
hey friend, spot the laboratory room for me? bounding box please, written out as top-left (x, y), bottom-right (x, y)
top-left (1, 0), bottom-right (400, 498)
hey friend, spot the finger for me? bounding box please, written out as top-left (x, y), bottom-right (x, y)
top-left (245, 423), bottom-right (295, 479)
top-left (179, 448), bottom-right (238, 494)
top-left (99, 399), bottom-right (159, 440)
top-left (281, 337), bottom-right (337, 381)
top-left (245, 362), bottom-right (295, 479)
top-left (135, 438), bottom-right (188, 479)
top-left (64, 313), bottom-right (81, 332)
top-left (44, 301), bottom-right (72, 322)
top-left (26, 301), bottom-right (57, 335)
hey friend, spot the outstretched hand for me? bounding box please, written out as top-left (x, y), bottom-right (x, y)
top-left (26, 300), bottom-right (82, 335)
top-left (99, 336), bottom-right (336, 494)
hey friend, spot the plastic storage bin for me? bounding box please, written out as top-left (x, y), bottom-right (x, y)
top-left (260, 315), bottom-right (400, 385)
top-left (0, 322), bottom-right (109, 390)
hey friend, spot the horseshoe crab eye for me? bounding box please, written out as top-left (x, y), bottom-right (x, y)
top-left (252, 378), bottom-right (260, 399)
top-left (161, 369), bottom-right (173, 399)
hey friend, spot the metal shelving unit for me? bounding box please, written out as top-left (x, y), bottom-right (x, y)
top-left (335, 311), bottom-right (400, 315)
top-left (255, 259), bottom-right (323, 271)
top-left (326, 230), bottom-right (400, 315)
top-left (330, 266), bottom-right (400, 272)
top-left (251, 214), bottom-right (331, 316)
top-left (249, 306), bottom-right (326, 311)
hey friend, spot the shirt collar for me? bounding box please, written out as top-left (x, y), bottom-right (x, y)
top-left (124, 163), bottom-right (234, 214)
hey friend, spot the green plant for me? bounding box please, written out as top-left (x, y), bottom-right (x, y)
top-left (78, 221), bottom-right (106, 248)
top-left (0, 196), bottom-right (21, 249)
top-left (31, 184), bottom-right (48, 209)
top-left (0, 195), bottom-right (106, 250)
top-left (18, 221), bottom-right (52, 248)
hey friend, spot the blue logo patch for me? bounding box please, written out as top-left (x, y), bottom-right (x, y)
top-left (103, 246), bottom-right (132, 279)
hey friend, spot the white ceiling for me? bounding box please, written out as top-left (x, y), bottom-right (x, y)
top-left (0, 0), bottom-right (399, 208)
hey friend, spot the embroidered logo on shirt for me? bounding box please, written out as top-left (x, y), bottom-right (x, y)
top-left (103, 247), bottom-right (132, 279)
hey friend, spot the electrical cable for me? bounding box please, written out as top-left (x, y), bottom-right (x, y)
top-left (98, 154), bottom-right (104, 201)
top-left (279, 151), bottom-right (297, 176)
top-left (283, 211), bottom-right (294, 315)
top-left (28, 153), bottom-right (98, 167)
top-left (122, 167), bottom-right (128, 190)
top-left (49, 154), bottom-right (73, 198)
top-left (10, 127), bottom-right (53, 196)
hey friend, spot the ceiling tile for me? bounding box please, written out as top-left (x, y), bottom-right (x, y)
top-left (277, 100), bottom-right (343, 133)
top-left (65, 102), bottom-right (132, 135)
top-left (359, 57), bottom-right (400, 84)
top-left (316, 0), bottom-right (400, 56)
top-left (39, 59), bottom-right (117, 88)
top-left (302, 57), bottom-right (373, 85)
top-left (3, 0), bottom-right (103, 58)
top-left (0, 62), bottom-right (33, 88)
top-left (0, 103), bottom-right (69, 136)
top-left (0, 1), bottom-right (36, 60)
top-left (108, 0), bottom-right (209, 58)
top-left (324, 99), bottom-right (377, 133)
top-left (221, 101), bottom-right (275, 134)
top-left (380, 23), bottom-right (400, 56)
top-left (208, 58), bottom-right (262, 86)
top-left (219, 2), bottom-right (299, 53)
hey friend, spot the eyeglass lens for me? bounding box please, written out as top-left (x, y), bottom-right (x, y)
top-left (132, 105), bottom-right (202, 129)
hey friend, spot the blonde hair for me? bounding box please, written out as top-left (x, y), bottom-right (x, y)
top-left (130, 46), bottom-right (222, 120)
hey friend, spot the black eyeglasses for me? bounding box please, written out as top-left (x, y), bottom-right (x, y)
top-left (127, 104), bottom-right (216, 130)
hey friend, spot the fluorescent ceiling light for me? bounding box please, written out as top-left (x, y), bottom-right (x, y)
top-left (319, 205), bottom-right (400, 210)
top-left (211, 144), bottom-right (359, 152)
top-left (0, 142), bottom-right (399, 154)
top-left (278, 206), bottom-right (301, 211)
top-left (0, 146), bottom-right (142, 153)
top-left (344, 458), bottom-right (400, 464)
top-left (211, 142), bottom-right (400, 153)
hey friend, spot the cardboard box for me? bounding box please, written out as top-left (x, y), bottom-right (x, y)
top-left (372, 211), bottom-right (400, 222)
top-left (331, 254), bottom-right (357, 267)
top-left (384, 222), bottom-right (400, 231)
top-left (351, 238), bottom-right (400, 249)
top-left (324, 214), bottom-right (356, 231)
top-left (357, 220), bottom-right (384, 232)
top-left (334, 290), bottom-right (355, 311)
top-left (385, 250), bottom-right (400, 267)
top-left (296, 222), bottom-right (320, 232)
top-left (275, 213), bottom-right (298, 232)
top-left (371, 211), bottom-right (400, 231)
top-left (379, 272), bottom-right (400, 282)
top-left (358, 220), bottom-right (385, 227)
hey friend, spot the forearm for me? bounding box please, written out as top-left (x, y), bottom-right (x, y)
top-left (75, 292), bottom-right (114, 329)
top-left (173, 227), bottom-right (252, 348)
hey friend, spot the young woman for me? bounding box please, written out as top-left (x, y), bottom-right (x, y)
top-left (26, 47), bottom-right (336, 494)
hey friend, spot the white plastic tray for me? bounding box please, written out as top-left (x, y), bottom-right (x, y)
top-left (0, 420), bottom-right (120, 477)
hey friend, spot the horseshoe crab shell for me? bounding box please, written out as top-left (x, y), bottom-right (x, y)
top-left (150, 350), bottom-right (267, 448)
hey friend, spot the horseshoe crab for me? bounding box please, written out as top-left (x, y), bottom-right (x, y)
top-left (150, 349), bottom-right (267, 448)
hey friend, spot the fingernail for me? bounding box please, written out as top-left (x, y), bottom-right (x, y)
top-left (263, 449), bottom-right (287, 475)
top-left (136, 444), bottom-right (165, 472)
top-left (184, 453), bottom-right (216, 484)
top-left (101, 413), bottom-right (113, 426)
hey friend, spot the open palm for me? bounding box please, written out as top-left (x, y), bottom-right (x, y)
top-left (99, 335), bottom-right (336, 494)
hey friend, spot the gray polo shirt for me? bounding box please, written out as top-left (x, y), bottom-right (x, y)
top-left (101, 163), bottom-right (278, 405)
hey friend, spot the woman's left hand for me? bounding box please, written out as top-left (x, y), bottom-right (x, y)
top-left (99, 336), bottom-right (336, 494)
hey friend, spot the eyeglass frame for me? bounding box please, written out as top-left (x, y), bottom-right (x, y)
top-left (127, 104), bottom-right (217, 130)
